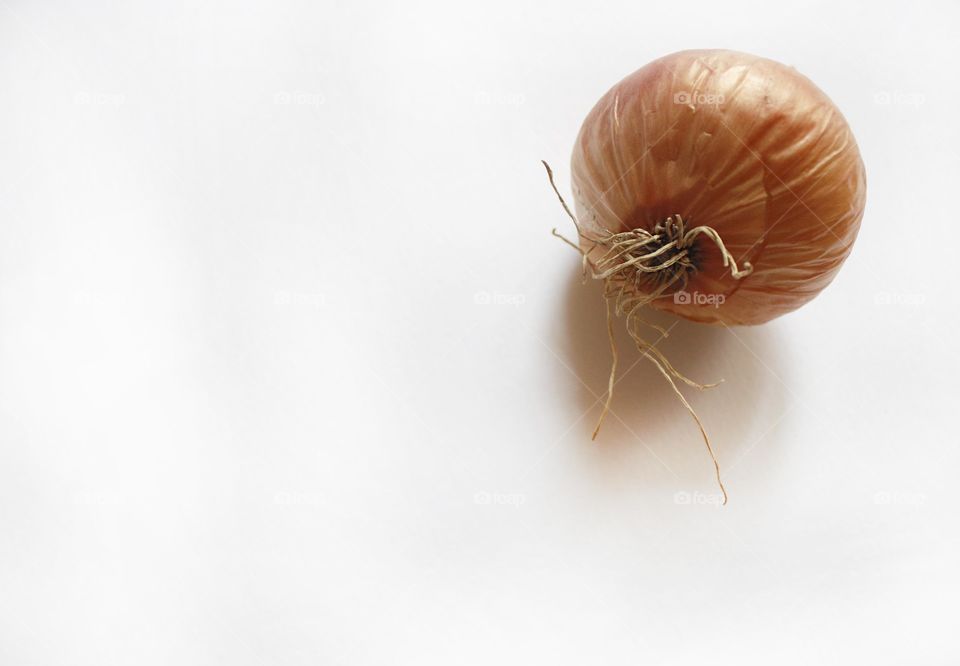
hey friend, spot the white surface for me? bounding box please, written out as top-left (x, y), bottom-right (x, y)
top-left (1, 1), bottom-right (958, 664)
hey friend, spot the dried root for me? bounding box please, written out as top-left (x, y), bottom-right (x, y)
top-left (543, 160), bottom-right (753, 504)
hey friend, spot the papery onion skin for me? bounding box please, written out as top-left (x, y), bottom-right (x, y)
top-left (571, 49), bottom-right (867, 326)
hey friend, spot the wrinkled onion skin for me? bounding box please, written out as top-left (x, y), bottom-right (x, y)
top-left (571, 50), bottom-right (867, 326)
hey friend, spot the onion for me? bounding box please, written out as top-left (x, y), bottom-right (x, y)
top-left (546, 50), bottom-right (866, 502)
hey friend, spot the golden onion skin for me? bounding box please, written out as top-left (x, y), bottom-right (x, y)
top-left (571, 50), bottom-right (867, 326)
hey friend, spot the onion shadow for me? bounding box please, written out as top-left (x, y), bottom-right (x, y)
top-left (554, 268), bottom-right (791, 500)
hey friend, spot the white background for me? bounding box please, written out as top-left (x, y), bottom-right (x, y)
top-left (1, 1), bottom-right (958, 664)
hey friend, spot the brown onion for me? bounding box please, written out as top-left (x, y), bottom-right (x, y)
top-left (546, 50), bottom-right (866, 502)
